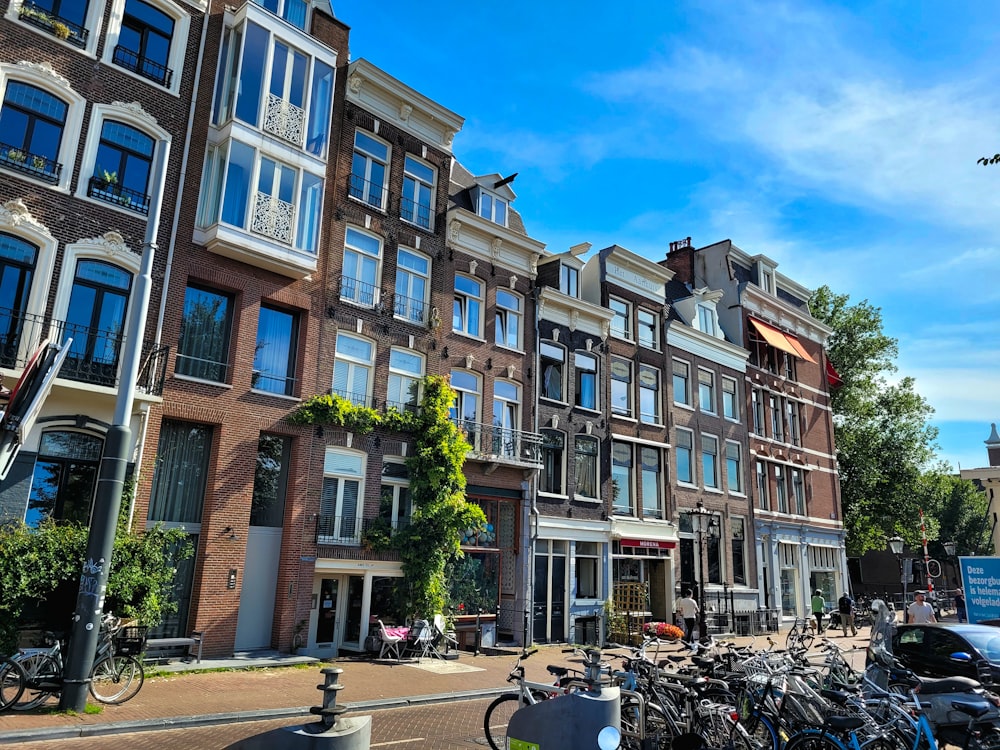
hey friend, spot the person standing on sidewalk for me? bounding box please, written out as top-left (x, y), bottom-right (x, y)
top-left (812, 589), bottom-right (826, 634)
top-left (907, 592), bottom-right (937, 624)
top-left (838, 592), bottom-right (857, 636)
top-left (675, 589), bottom-right (699, 643)
top-left (955, 589), bottom-right (967, 623)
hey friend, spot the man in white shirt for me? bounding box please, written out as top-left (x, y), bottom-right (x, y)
top-left (906, 591), bottom-right (937, 624)
top-left (675, 588), bottom-right (699, 643)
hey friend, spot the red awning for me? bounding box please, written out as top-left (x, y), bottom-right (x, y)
top-left (748, 318), bottom-right (817, 363)
top-left (826, 358), bottom-right (843, 388)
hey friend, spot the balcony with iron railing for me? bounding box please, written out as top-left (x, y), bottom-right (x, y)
top-left (399, 194), bottom-right (432, 230)
top-left (329, 388), bottom-right (375, 409)
top-left (0, 307), bottom-right (169, 396)
top-left (0, 143), bottom-right (61, 184)
top-left (346, 173), bottom-right (388, 211)
top-left (18, 1), bottom-right (89, 47)
top-left (336, 275), bottom-right (380, 308)
top-left (251, 191), bottom-right (295, 244)
top-left (452, 419), bottom-right (543, 468)
top-left (262, 93), bottom-right (304, 146)
top-left (390, 291), bottom-right (427, 325)
top-left (315, 514), bottom-right (410, 546)
top-left (87, 176), bottom-right (151, 215)
top-left (112, 45), bottom-right (173, 87)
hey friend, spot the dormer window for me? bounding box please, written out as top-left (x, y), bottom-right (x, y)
top-left (697, 304), bottom-right (716, 336)
top-left (560, 264), bottom-right (578, 297)
top-left (478, 191), bottom-right (507, 226)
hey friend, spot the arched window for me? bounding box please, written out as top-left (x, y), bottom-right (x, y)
top-left (88, 120), bottom-right (155, 214)
top-left (0, 81), bottom-right (67, 183)
top-left (63, 259), bottom-right (132, 386)
top-left (25, 430), bottom-right (103, 526)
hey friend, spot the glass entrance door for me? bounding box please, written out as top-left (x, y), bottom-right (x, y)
top-left (316, 578), bottom-right (339, 644)
top-left (343, 575), bottom-right (364, 648)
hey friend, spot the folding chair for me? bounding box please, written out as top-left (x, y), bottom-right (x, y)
top-left (377, 620), bottom-right (402, 660)
top-left (432, 614), bottom-right (458, 659)
top-left (409, 619), bottom-right (434, 660)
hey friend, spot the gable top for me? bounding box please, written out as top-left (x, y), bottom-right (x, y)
top-left (471, 173), bottom-right (517, 202)
top-left (347, 59), bottom-right (464, 153)
top-left (449, 160), bottom-right (528, 236)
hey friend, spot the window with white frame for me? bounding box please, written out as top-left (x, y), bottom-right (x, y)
top-left (676, 428), bottom-right (694, 484)
top-left (612, 441), bottom-right (634, 515)
top-left (639, 365), bottom-right (660, 424)
top-left (751, 387), bottom-right (764, 434)
top-left (560, 264), bottom-right (578, 297)
top-left (640, 447), bottom-right (662, 518)
top-left (722, 377), bottom-right (738, 420)
top-left (332, 332), bottom-right (374, 406)
top-left (792, 468), bottom-right (805, 514)
top-left (540, 430), bottom-right (565, 495)
top-left (15, 0), bottom-right (95, 49)
top-left (394, 247), bottom-right (429, 323)
top-left (401, 155), bottom-right (434, 229)
top-left (90, 120), bottom-right (155, 214)
top-left (386, 347), bottom-right (424, 410)
top-left (492, 380), bottom-right (520, 458)
top-left (63, 259), bottom-right (133, 386)
top-left (340, 227), bottom-right (381, 307)
top-left (319, 448), bottom-right (364, 543)
top-left (349, 130), bottom-right (388, 209)
top-left (0, 82), bottom-right (67, 185)
top-left (774, 464), bottom-right (788, 513)
top-left (574, 436), bottom-right (599, 500)
top-left (380, 459), bottom-right (412, 531)
top-left (697, 304), bottom-right (716, 335)
top-left (575, 541), bottom-right (600, 598)
top-left (782, 351), bottom-right (796, 381)
top-left (453, 274), bottom-right (483, 337)
top-left (495, 289), bottom-right (522, 349)
top-left (575, 351), bottom-right (598, 410)
top-left (761, 268), bottom-right (774, 294)
top-left (254, 0), bottom-right (309, 30)
top-left (701, 434), bottom-right (719, 489)
top-left (756, 460), bottom-right (769, 510)
top-left (637, 308), bottom-right (658, 349)
top-left (769, 395), bottom-right (783, 442)
top-left (786, 400), bottom-right (801, 446)
top-left (698, 369), bottom-right (715, 414)
top-left (477, 190), bottom-right (507, 226)
top-left (609, 297), bottom-right (631, 340)
top-left (726, 440), bottom-right (743, 493)
top-left (540, 341), bottom-right (565, 402)
top-left (450, 369), bottom-right (481, 447)
top-left (611, 357), bottom-right (632, 417)
top-left (731, 517), bottom-right (747, 585)
top-left (113, 0), bottom-right (176, 87)
top-left (673, 359), bottom-right (691, 406)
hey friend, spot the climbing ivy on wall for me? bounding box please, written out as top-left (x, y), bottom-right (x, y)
top-left (290, 376), bottom-right (485, 617)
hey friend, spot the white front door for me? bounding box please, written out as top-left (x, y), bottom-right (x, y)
top-left (234, 527), bottom-right (282, 650)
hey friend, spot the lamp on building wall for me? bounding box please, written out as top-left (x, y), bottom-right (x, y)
top-left (692, 501), bottom-right (719, 642)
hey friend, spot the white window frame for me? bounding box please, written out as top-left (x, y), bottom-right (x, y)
top-left (756, 460), bottom-right (769, 510)
top-left (320, 447), bottom-right (365, 544)
top-left (639, 364), bottom-right (660, 425)
top-left (574, 435), bottom-right (600, 502)
top-left (698, 368), bottom-right (716, 414)
top-left (786, 400), bottom-right (801, 446)
top-left (751, 387), bottom-right (764, 434)
top-left (610, 356), bottom-right (632, 417)
top-left (792, 468), bottom-right (806, 515)
top-left (450, 368), bottom-right (482, 430)
top-left (477, 189), bottom-right (507, 226)
top-left (574, 351), bottom-right (599, 411)
top-left (731, 517), bottom-right (747, 585)
top-left (611, 441), bottom-right (634, 516)
top-left (774, 464), bottom-right (788, 513)
top-left (492, 379), bottom-right (521, 459)
top-left (770, 395), bottom-right (784, 442)
top-left (495, 288), bottom-right (523, 350)
top-left (722, 376), bottom-right (739, 421)
top-left (675, 427), bottom-right (695, 486)
top-left (0, 63), bottom-right (86, 192)
top-left (609, 296), bottom-right (632, 340)
top-left (340, 226), bottom-right (382, 308)
top-left (560, 263), bottom-right (578, 297)
top-left (394, 246), bottom-right (430, 324)
top-left (401, 153), bottom-right (435, 230)
top-left (574, 541), bottom-right (601, 600)
top-left (386, 346), bottom-right (424, 410)
top-left (6, 0), bottom-right (106, 56)
top-left (539, 429), bottom-right (566, 496)
top-left (672, 359), bottom-right (691, 407)
top-left (701, 433), bottom-right (719, 489)
top-left (640, 446), bottom-right (662, 519)
top-left (725, 440), bottom-right (743, 494)
top-left (381, 458), bottom-right (412, 531)
top-left (697, 303), bottom-right (716, 335)
top-left (332, 331), bottom-right (374, 407)
top-left (637, 307), bottom-right (658, 350)
top-left (539, 341), bottom-right (566, 403)
top-left (453, 273), bottom-right (484, 338)
top-left (350, 129), bottom-right (389, 210)
top-left (101, 0), bottom-right (190, 96)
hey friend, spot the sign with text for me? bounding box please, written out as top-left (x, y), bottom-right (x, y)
top-left (959, 556), bottom-right (1000, 624)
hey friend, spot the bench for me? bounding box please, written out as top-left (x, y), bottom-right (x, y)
top-left (144, 632), bottom-right (204, 663)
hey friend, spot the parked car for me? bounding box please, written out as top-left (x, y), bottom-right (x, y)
top-left (892, 623), bottom-right (1000, 683)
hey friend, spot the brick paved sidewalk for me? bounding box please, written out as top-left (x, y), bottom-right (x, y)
top-left (0, 629), bottom-right (875, 743)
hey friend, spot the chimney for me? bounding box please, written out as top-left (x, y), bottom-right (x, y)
top-left (987, 423), bottom-right (1000, 467)
top-left (664, 236), bottom-right (694, 285)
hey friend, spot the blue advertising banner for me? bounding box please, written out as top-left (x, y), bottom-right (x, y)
top-left (959, 556), bottom-right (1000, 624)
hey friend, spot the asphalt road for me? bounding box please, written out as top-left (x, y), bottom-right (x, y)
top-left (8, 698), bottom-right (498, 749)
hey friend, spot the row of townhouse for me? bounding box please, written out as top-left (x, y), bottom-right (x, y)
top-left (0, 0), bottom-right (847, 657)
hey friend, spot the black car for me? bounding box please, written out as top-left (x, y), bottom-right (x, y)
top-left (892, 623), bottom-right (1000, 683)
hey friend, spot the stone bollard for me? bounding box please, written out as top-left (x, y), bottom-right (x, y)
top-left (227, 666), bottom-right (372, 750)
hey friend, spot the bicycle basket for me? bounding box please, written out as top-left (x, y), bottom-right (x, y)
top-left (114, 626), bottom-right (148, 656)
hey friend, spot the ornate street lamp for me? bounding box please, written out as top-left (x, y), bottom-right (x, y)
top-left (692, 502), bottom-right (719, 643)
top-left (888, 536), bottom-right (906, 620)
top-left (944, 540), bottom-right (957, 557)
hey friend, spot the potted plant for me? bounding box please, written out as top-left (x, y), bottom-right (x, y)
top-left (5, 148), bottom-right (26, 164)
top-left (31, 155), bottom-right (47, 171)
top-left (51, 21), bottom-right (71, 39)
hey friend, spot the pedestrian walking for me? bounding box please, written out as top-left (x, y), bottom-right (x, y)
top-left (812, 589), bottom-right (826, 634)
top-left (955, 589), bottom-right (967, 623)
top-left (675, 588), bottom-right (699, 643)
top-left (907, 591), bottom-right (937, 624)
top-left (838, 592), bottom-right (857, 636)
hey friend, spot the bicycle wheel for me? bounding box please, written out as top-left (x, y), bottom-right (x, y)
top-left (89, 656), bottom-right (143, 704)
top-left (620, 699), bottom-right (672, 750)
top-left (784, 730), bottom-right (850, 750)
top-left (0, 657), bottom-right (26, 711)
top-left (483, 693), bottom-right (524, 750)
top-left (13, 653), bottom-right (60, 710)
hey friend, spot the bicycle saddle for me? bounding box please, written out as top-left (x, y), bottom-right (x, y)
top-left (949, 698), bottom-right (992, 718)
top-left (917, 676), bottom-right (983, 694)
top-left (827, 715), bottom-right (867, 732)
top-left (547, 665), bottom-right (569, 677)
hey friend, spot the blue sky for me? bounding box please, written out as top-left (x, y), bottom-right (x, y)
top-left (339, 0), bottom-right (1000, 471)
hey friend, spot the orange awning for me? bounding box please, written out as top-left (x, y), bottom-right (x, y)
top-left (749, 317), bottom-right (817, 363)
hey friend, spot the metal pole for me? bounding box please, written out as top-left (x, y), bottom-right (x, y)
top-left (60, 144), bottom-right (169, 711)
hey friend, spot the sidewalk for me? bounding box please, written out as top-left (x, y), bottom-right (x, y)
top-left (0, 629), bottom-right (875, 745)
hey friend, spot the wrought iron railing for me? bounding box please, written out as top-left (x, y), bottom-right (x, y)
top-left (87, 176), bottom-right (151, 214)
top-left (251, 368), bottom-right (297, 396)
top-left (0, 142), bottom-right (61, 183)
top-left (399, 195), bottom-right (432, 230)
top-left (112, 45), bottom-right (173, 87)
top-left (452, 419), bottom-right (543, 467)
top-left (391, 291), bottom-right (427, 324)
top-left (315, 514), bottom-right (410, 546)
top-left (330, 388), bottom-right (374, 408)
top-left (137, 345), bottom-right (169, 397)
top-left (337, 275), bottom-right (379, 308)
top-left (251, 191), bottom-right (295, 243)
top-left (347, 173), bottom-right (388, 210)
top-left (18, 1), bottom-right (88, 47)
top-left (262, 93), bottom-right (304, 145)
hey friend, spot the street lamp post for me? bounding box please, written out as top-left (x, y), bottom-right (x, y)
top-left (691, 502), bottom-right (718, 643)
top-left (943, 540), bottom-right (958, 595)
top-left (889, 536), bottom-right (906, 622)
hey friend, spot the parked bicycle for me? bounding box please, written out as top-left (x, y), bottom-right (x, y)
top-left (0, 654), bottom-right (27, 711)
